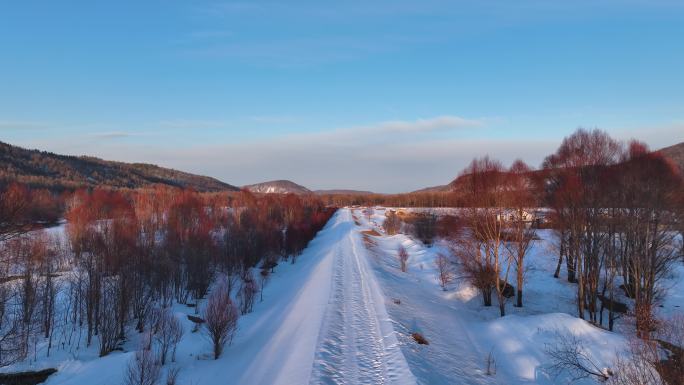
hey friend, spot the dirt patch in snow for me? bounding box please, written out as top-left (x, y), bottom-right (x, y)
top-left (361, 229), bottom-right (381, 237)
top-left (0, 368), bottom-right (57, 385)
top-left (411, 333), bottom-right (429, 345)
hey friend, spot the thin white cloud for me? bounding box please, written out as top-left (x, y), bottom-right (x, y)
top-left (183, 36), bottom-right (407, 67)
top-left (157, 120), bottom-right (231, 129)
top-left (85, 115), bottom-right (490, 192)
top-left (88, 131), bottom-right (135, 139)
top-left (248, 115), bottom-right (299, 124)
top-left (87, 136), bottom-right (551, 193)
top-left (0, 121), bottom-right (47, 130)
top-left (611, 123), bottom-right (684, 150)
top-left (19, 115), bottom-right (487, 192)
top-left (362, 115), bottom-right (483, 134)
top-left (274, 115), bottom-right (484, 144)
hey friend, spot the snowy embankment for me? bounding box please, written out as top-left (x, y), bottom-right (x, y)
top-left (355, 208), bottom-right (631, 385)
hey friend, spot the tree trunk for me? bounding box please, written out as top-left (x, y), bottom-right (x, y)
top-left (554, 229), bottom-right (565, 278)
top-left (482, 288), bottom-right (492, 306)
top-left (516, 267), bottom-right (524, 307)
top-left (553, 254), bottom-right (563, 279)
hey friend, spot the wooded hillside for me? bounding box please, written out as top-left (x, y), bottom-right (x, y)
top-left (0, 141), bottom-right (238, 192)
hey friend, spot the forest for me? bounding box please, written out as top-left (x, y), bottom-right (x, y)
top-left (0, 186), bottom-right (334, 370)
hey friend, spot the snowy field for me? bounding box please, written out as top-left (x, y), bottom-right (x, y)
top-left (355, 208), bottom-right (632, 385)
top-left (2, 208), bottom-right (683, 384)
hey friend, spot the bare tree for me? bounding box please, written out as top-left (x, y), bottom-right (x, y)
top-left (398, 245), bottom-right (409, 273)
top-left (238, 273), bottom-right (257, 315)
top-left (0, 268), bottom-right (22, 366)
top-left (123, 349), bottom-right (161, 385)
top-left (0, 239), bottom-right (25, 366)
top-left (545, 332), bottom-right (610, 382)
top-left (7, 235), bottom-right (49, 361)
top-left (153, 309), bottom-right (183, 365)
top-left (650, 314), bottom-right (684, 385)
top-left (37, 235), bottom-right (61, 356)
top-left (456, 157), bottom-right (513, 316)
top-left (485, 348), bottom-right (497, 376)
top-left (505, 160), bottom-right (536, 308)
top-left (0, 183), bottom-right (31, 243)
top-left (165, 367), bottom-right (180, 385)
top-left (98, 277), bottom-right (123, 357)
top-left (608, 339), bottom-right (665, 385)
top-left (543, 128), bottom-right (623, 321)
top-left (616, 143), bottom-right (681, 336)
top-left (608, 314), bottom-right (683, 385)
top-left (365, 207), bottom-right (373, 222)
top-left (204, 280), bottom-right (239, 359)
top-left (435, 253), bottom-right (454, 290)
top-left (452, 232), bottom-right (496, 307)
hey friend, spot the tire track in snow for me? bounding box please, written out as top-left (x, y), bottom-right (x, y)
top-left (310, 246), bottom-right (350, 384)
top-left (310, 212), bottom-right (416, 385)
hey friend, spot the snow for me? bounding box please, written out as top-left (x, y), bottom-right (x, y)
top-left (352, 207), bottom-right (640, 385)
top-left (475, 313), bottom-right (624, 384)
top-left (4, 208), bottom-right (682, 384)
top-left (661, 260), bottom-right (684, 316)
top-left (48, 353), bottom-right (130, 385)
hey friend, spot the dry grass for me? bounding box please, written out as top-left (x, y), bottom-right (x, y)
top-left (352, 214), bottom-right (361, 226)
top-left (362, 235), bottom-right (377, 248)
top-left (361, 229), bottom-right (381, 248)
top-left (361, 229), bottom-right (381, 236)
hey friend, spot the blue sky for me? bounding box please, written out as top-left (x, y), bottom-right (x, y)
top-left (1, 1), bottom-right (683, 192)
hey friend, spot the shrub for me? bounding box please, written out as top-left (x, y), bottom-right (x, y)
top-left (123, 349), bottom-right (160, 385)
top-left (383, 211), bottom-right (402, 235)
top-left (398, 246), bottom-right (409, 272)
top-left (203, 280), bottom-right (239, 359)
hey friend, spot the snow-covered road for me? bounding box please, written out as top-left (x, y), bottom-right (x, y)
top-left (39, 209), bottom-right (417, 385)
top-left (224, 208), bottom-right (415, 385)
top-left (310, 220), bottom-right (415, 385)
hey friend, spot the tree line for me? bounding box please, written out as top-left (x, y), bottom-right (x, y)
top-left (441, 129), bottom-right (682, 338)
top-left (0, 185), bottom-right (334, 368)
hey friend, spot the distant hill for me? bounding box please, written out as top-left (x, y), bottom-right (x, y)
top-left (410, 184), bottom-right (453, 194)
top-left (658, 141), bottom-right (684, 174)
top-left (243, 180), bottom-right (312, 194)
top-left (314, 189), bottom-right (376, 195)
top-left (0, 141), bottom-right (238, 192)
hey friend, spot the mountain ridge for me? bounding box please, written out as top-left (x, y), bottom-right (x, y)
top-left (0, 141), bottom-right (238, 192)
top-left (314, 189), bottom-right (376, 195)
top-left (658, 141), bottom-right (684, 174)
